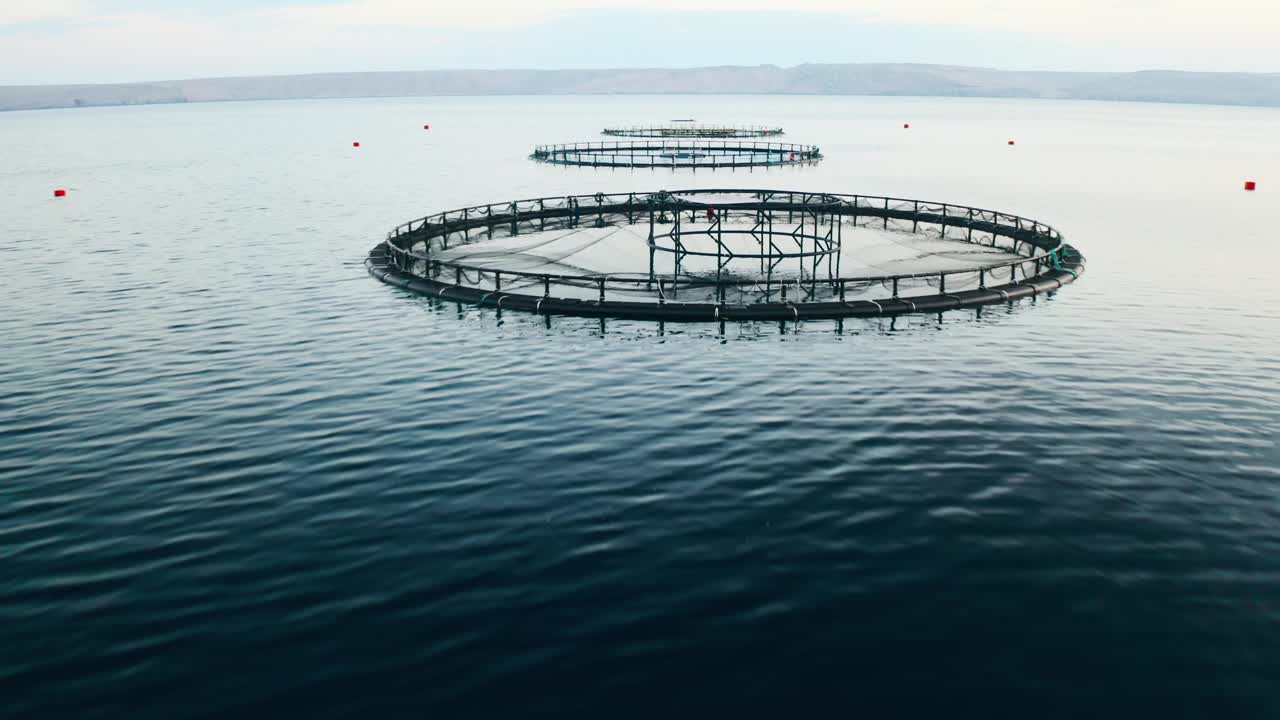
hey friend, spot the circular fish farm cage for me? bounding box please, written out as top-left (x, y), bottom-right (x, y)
top-left (603, 124), bottom-right (784, 139)
top-left (530, 141), bottom-right (821, 169)
top-left (366, 189), bottom-right (1085, 322)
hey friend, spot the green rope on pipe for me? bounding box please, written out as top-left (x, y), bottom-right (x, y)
top-left (1049, 248), bottom-right (1079, 280)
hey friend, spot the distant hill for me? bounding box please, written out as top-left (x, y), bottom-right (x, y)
top-left (4, 64), bottom-right (1280, 112)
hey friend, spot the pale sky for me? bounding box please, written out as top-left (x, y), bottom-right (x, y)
top-left (3, 0), bottom-right (1279, 85)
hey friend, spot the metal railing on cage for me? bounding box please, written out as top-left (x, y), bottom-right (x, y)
top-left (379, 190), bottom-right (1070, 305)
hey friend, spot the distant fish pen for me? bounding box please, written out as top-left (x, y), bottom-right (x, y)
top-left (530, 141), bottom-right (821, 169)
top-left (367, 189), bottom-right (1085, 322)
top-left (603, 125), bottom-right (785, 139)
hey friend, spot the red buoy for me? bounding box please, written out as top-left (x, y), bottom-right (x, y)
top-left (904, 123), bottom-right (910, 129)
top-left (1245, 181), bottom-right (1257, 191)
top-left (424, 124), bottom-right (430, 130)
top-left (1008, 140), bottom-right (1016, 146)
top-left (353, 141), bottom-right (360, 148)
top-left (53, 189), bottom-right (67, 197)
top-left (789, 152), bottom-right (796, 160)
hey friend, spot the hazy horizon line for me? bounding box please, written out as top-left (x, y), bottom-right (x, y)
top-left (6, 62), bottom-right (1280, 113)
top-left (7, 61), bottom-right (1280, 90)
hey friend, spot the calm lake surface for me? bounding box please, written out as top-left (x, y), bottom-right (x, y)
top-left (2, 95), bottom-right (1279, 717)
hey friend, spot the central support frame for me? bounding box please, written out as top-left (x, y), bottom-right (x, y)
top-left (642, 191), bottom-right (842, 302)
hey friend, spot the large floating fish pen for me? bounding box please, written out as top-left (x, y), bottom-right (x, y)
top-left (366, 189), bottom-right (1085, 322)
top-left (530, 141), bottom-right (821, 169)
top-left (603, 124), bottom-right (785, 139)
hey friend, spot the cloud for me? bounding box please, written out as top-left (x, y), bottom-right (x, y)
top-left (0, 0), bottom-right (85, 26)
top-left (2, 0), bottom-right (1279, 84)
top-left (0, 11), bottom-right (350, 82)
top-left (273, 0), bottom-right (557, 31)
top-left (272, 0), bottom-right (1280, 37)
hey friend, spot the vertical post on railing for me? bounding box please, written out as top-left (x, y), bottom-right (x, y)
top-left (543, 275), bottom-right (551, 298)
top-left (979, 269), bottom-right (986, 289)
top-left (912, 201), bottom-right (919, 233)
top-left (495, 272), bottom-right (502, 292)
top-left (598, 277), bottom-right (605, 303)
top-left (810, 213), bottom-right (819, 297)
top-left (884, 197), bottom-right (890, 229)
top-left (939, 273), bottom-right (946, 295)
top-left (839, 280), bottom-right (846, 303)
top-left (892, 277), bottom-right (899, 298)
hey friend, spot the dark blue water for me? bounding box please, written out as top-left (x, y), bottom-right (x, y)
top-left (3, 96), bottom-right (1279, 717)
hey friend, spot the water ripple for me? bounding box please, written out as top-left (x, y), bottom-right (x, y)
top-left (2, 96), bottom-right (1279, 718)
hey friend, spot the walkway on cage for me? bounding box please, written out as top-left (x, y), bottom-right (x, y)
top-left (368, 189), bottom-right (1085, 321)
top-left (530, 141), bottom-right (822, 169)
top-left (603, 125), bottom-right (784, 139)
